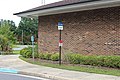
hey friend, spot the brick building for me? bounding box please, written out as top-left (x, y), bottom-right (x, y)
top-left (14, 0), bottom-right (120, 55)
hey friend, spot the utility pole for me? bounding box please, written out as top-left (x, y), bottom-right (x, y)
top-left (41, 0), bottom-right (45, 5)
top-left (22, 30), bottom-right (23, 45)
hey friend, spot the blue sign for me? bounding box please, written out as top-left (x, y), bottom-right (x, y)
top-left (31, 36), bottom-right (34, 42)
top-left (58, 22), bottom-right (63, 30)
top-left (58, 22), bottom-right (63, 26)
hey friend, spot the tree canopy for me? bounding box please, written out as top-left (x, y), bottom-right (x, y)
top-left (15, 17), bottom-right (38, 44)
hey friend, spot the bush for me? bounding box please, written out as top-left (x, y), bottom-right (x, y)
top-left (43, 53), bottom-right (51, 60)
top-left (20, 47), bottom-right (32, 58)
top-left (51, 53), bottom-right (59, 61)
top-left (65, 53), bottom-right (120, 68)
top-left (82, 55), bottom-right (99, 66)
top-left (20, 46), bottom-right (39, 58)
top-left (25, 50), bottom-right (32, 58)
top-left (102, 56), bottom-right (120, 68)
top-left (66, 53), bottom-right (81, 64)
top-left (34, 53), bottom-right (39, 58)
top-left (39, 53), bottom-right (44, 59)
top-left (39, 53), bottom-right (51, 60)
top-left (20, 48), bottom-right (27, 57)
top-left (38, 53), bottom-right (59, 61)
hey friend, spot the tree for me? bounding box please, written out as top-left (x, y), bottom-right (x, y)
top-left (15, 17), bottom-right (38, 44)
top-left (0, 35), bottom-right (9, 51)
top-left (0, 19), bottom-right (16, 52)
top-left (0, 20), bottom-right (16, 43)
top-left (8, 20), bottom-right (17, 33)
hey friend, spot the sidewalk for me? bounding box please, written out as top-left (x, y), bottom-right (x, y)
top-left (0, 55), bottom-right (120, 80)
top-left (12, 45), bottom-right (29, 51)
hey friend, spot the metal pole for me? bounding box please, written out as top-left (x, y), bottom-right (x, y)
top-left (59, 30), bottom-right (62, 65)
top-left (32, 41), bottom-right (34, 61)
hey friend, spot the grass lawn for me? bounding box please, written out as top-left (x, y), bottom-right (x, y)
top-left (19, 56), bottom-right (120, 76)
top-left (13, 50), bottom-right (20, 54)
top-left (12, 45), bottom-right (19, 48)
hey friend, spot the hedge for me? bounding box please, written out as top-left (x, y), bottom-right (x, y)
top-left (50, 53), bottom-right (59, 61)
top-left (20, 47), bottom-right (59, 61)
top-left (39, 53), bottom-right (51, 60)
top-left (66, 53), bottom-right (120, 68)
top-left (20, 47), bottom-right (120, 68)
top-left (20, 47), bottom-right (39, 58)
top-left (39, 53), bottom-right (59, 61)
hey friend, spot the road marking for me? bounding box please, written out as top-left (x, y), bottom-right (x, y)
top-left (0, 68), bottom-right (18, 74)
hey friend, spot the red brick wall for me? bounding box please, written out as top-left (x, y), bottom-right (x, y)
top-left (38, 6), bottom-right (120, 55)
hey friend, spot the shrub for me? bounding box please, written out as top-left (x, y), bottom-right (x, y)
top-left (20, 47), bottom-right (32, 58)
top-left (39, 53), bottom-right (51, 60)
top-left (64, 53), bottom-right (120, 68)
top-left (20, 48), bottom-right (27, 57)
top-left (51, 53), bottom-right (59, 61)
top-left (66, 53), bottom-right (81, 64)
top-left (39, 53), bottom-right (44, 59)
top-left (43, 53), bottom-right (51, 60)
top-left (20, 46), bottom-right (39, 58)
top-left (25, 50), bottom-right (32, 58)
top-left (82, 55), bottom-right (99, 66)
top-left (34, 53), bottom-right (39, 58)
top-left (102, 56), bottom-right (120, 68)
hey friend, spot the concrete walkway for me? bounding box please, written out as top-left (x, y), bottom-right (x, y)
top-left (0, 55), bottom-right (120, 80)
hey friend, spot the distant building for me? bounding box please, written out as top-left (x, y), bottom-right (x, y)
top-left (14, 0), bottom-right (120, 55)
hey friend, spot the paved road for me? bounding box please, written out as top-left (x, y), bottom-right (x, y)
top-left (0, 72), bottom-right (49, 80)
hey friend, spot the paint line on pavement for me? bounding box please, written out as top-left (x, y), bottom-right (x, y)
top-left (0, 68), bottom-right (18, 74)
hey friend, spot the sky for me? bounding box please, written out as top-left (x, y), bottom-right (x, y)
top-left (0, 0), bottom-right (62, 26)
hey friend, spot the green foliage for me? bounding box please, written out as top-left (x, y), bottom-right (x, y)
top-left (39, 53), bottom-right (44, 59)
top-left (65, 54), bottom-right (120, 68)
top-left (20, 47), bottom-right (32, 58)
top-left (34, 53), bottom-right (39, 58)
top-left (51, 53), bottom-right (59, 61)
top-left (15, 17), bottom-right (38, 44)
top-left (43, 53), bottom-right (51, 60)
top-left (38, 53), bottom-right (59, 61)
top-left (66, 53), bottom-right (81, 64)
top-left (0, 19), bottom-right (16, 43)
top-left (39, 53), bottom-right (51, 60)
top-left (20, 47), bottom-right (39, 58)
top-left (0, 19), bottom-right (16, 52)
top-left (21, 49), bottom-right (59, 61)
top-left (0, 35), bottom-right (9, 51)
top-left (0, 19), bottom-right (16, 33)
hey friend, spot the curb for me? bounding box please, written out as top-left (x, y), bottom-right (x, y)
top-left (18, 71), bottom-right (73, 80)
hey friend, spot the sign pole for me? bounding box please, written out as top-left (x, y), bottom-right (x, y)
top-left (58, 22), bottom-right (63, 65)
top-left (32, 41), bottom-right (34, 61)
top-left (31, 36), bottom-right (34, 62)
top-left (59, 30), bottom-right (62, 65)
